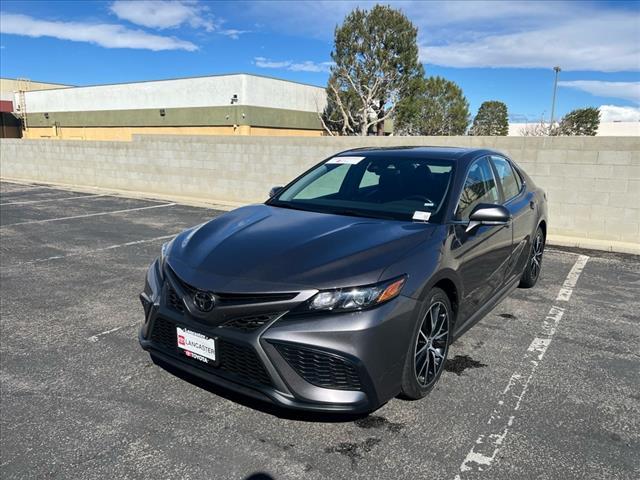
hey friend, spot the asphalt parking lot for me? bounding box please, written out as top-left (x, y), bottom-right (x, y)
top-left (1, 180), bottom-right (638, 480)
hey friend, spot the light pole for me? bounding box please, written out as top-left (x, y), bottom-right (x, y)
top-left (549, 66), bottom-right (561, 127)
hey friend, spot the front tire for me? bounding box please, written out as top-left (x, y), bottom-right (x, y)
top-left (519, 226), bottom-right (545, 288)
top-left (400, 288), bottom-right (451, 400)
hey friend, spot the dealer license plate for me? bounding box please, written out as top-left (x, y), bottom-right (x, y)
top-left (176, 326), bottom-right (217, 364)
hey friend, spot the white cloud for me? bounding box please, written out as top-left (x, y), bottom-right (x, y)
top-left (110, 1), bottom-right (247, 39)
top-left (254, 57), bottom-right (333, 73)
top-left (110, 0), bottom-right (214, 31)
top-left (419, 12), bottom-right (639, 72)
top-left (0, 13), bottom-right (197, 51)
top-left (289, 61), bottom-right (335, 73)
top-left (218, 29), bottom-right (249, 40)
top-left (242, 1), bottom-right (640, 72)
top-left (254, 57), bottom-right (290, 69)
top-left (241, 1), bottom-right (574, 39)
top-left (599, 105), bottom-right (640, 122)
top-left (558, 81), bottom-right (640, 104)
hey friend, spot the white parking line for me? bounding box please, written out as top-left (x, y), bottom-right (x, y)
top-left (556, 255), bottom-right (589, 302)
top-left (546, 248), bottom-right (580, 256)
top-left (1, 202), bottom-right (176, 227)
top-left (454, 254), bottom-right (590, 479)
top-left (0, 193), bottom-right (109, 206)
top-left (88, 322), bottom-right (138, 342)
top-left (0, 183), bottom-right (50, 191)
top-left (3, 234), bottom-right (176, 268)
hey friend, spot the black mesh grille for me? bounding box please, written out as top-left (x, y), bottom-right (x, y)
top-left (218, 341), bottom-right (272, 386)
top-left (149, 317), bottom-right (272, 387)
top-left (166, 285), bottom-right (185, 313)
top-left (273, 343), bottom-right (362, 391)
top-left (150, 315), bottom-right (176, 346)
top-left (220, 313), bottom-right (281, 332)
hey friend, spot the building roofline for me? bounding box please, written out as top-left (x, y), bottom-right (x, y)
top-left (0, 77), bottom-right (74, 87)
top-left (19, 72), bottom-right (326, 94)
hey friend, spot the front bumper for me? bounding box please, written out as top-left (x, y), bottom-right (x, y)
top-left (139, 259), bottom-right (418, 413)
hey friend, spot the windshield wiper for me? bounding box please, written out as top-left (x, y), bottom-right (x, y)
top-left (329, 208), bottom-right (398, 220)
top-left (270, 202), bottom-right (314, 213)
top-left (272, 202), bottom-right (399, 220)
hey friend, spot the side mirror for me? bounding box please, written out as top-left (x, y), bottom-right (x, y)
top-left (466, 204), bottom-right (511, 233)
top-left (269, 186), bottom-right (283, 198)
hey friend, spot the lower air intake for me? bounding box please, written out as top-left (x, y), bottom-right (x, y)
top-left (273, 342), bottom-right (362, 391)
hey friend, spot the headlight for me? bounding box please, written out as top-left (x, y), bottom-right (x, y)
top-left (306, 276), bottom-right (407, 312)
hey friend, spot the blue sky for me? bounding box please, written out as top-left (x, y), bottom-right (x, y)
top-left (1, 0), bottom-right (638, 122)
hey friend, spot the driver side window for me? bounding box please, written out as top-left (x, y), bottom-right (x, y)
top-left (456, 157), bottom-right (500, 220)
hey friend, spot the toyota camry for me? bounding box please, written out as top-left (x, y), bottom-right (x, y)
top-left (139, 147), bottom-right (547, 413)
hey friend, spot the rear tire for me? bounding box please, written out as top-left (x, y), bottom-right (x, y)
top-left (400, 288), bottom-right (451, 400)
top-left (519, 226), bottom-right (545, 288)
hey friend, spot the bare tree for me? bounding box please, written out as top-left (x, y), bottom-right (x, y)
top-left (519, 116), bottom-right (554, 136)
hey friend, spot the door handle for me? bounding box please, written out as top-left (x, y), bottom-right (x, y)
top-left (529, 201), bottom-right (535, 210)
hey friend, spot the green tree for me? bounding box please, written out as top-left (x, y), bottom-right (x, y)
top-left (324, 5), bottom-right (424, 136)
top-left (396, 76), bottom-right (470, 135)
top-left (555, 107), bottom-right (600, 136)
top-left (470, 101), bottom-right (509, 136)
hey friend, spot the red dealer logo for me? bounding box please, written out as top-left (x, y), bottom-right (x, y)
top-left (178, 335), bottom-right (185, 345)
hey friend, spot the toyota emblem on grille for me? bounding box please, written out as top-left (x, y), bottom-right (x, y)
top-left (193, 291), bottom-right (215, 312)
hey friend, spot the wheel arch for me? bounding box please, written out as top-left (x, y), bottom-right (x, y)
top-left (538, 219), bottom-right (547, 239)
top-left (421, 270), bottom-right (462, 327)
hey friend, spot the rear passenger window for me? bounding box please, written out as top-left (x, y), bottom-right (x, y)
top-left (491, 156), bottom-right (521, 201)
top-left (456, 157), bottom-right (500, 220)
top-left (512, 165), bottom-right (523, 191)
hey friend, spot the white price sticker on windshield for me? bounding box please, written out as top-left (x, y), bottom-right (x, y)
top-left (326, 156), bottom-right (365, 165)
top-left (412, 211), bottom-right (431, 222)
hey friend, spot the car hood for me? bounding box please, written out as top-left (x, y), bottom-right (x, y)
top-left (166, 204), bottom-right (437, 292)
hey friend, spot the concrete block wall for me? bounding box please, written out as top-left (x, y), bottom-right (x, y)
top-left (1, 135), bottom-right (638, 252)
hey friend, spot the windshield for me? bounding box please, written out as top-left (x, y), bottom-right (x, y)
top-left (268, 155), bottom-right (454, 222)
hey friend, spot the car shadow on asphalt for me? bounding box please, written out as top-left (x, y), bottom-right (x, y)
top-left (151, 354), bottom-right (370, 423)
top-left (244, 474), bottom-right (275, 480)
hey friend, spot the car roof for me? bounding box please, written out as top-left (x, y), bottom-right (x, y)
top-left (335, 146), bottom-right (496, 162)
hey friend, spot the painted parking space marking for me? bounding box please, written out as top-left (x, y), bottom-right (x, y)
top-left (88, 322), bottom-right (138, 343)
top-left (0, 187), bottom-right (45, 194)
top-left (454, 254), bottom-right (589, 479)
top-left (0, 184), bottom-right (54, 193)
top-left (555, 255), bottom-right (589, 302)
top-left (1, 234), bottom-right (176, 269)
top-left (546, 248), bottom-right (581, 256)
top-left (0, 202), bottom-right (176, 227)
top-left (0, 193), bottom-right (109, 206)
top-left (0, 184), bottom-right (72, 196)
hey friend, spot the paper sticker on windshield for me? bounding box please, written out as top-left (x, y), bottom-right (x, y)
top-left (326, 156), bottom-right (365, 165)
top-left (412, 211), bottom-right (431, 222)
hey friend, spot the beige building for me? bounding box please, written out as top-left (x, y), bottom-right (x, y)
top-left (0, 78), bottom-right (71, 138)
top-left (0, 78), bottom-right (71, 103)
top-left (15, 74), bottom-right (334, 141)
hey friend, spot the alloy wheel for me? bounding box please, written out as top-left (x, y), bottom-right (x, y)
top-left (414, 301), bottom-right (449, 387)
top-left (530, 232), bottom-right (544, 280)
